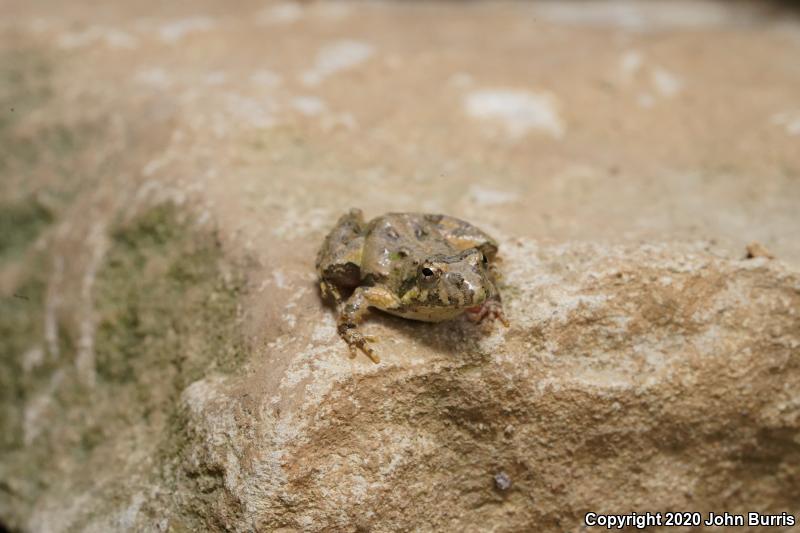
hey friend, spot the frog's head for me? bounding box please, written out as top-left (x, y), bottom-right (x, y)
top-left (410, 248), bottom-right (492, 312)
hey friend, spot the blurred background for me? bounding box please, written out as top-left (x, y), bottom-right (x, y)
top-left (2, 0), bottom-right (799, 266)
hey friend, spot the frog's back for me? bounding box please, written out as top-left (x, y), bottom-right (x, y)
top-left (424, 213), bottom-right (499, 258)
top-left (360, 212), bottom-right (497, 283)
top-left (360, 213), bottom-right (449, 282)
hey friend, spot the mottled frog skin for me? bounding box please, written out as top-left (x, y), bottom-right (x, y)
top-left (316, 209), bottom-right (508, 363)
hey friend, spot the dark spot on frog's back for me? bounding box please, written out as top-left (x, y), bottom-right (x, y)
top-left (385, 226), bottom-right (399, 240)
top-left (414, 225), bottom-right (429, 239)
top-left (389, 247), bottom-right (409, 261)
top-left (424, 214), bottom-right (443, 224)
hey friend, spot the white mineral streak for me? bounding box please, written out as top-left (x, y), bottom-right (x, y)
top-left (301, 40), bottom-right (374, 86)
top-left (256, 2), bottom-right (304, 25)
top-left (159, 17), bottom-right (215, 44)
top-left (464, 89), bottom-right (565, 139)
top-left (771, 111), bottom-right (800, 136)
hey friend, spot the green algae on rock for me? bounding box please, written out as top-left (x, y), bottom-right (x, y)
top-left (0, 202), bottom-right (250, 532)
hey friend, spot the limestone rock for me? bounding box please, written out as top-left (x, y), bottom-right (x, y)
top-left (4, 222), bottom-right (800, 531)
top-left (173, 242), bottom-right (800, 532)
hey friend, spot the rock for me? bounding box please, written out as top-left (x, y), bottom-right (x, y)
top-left (745, 242), bottom-right (775, 260)
top-left (3, 221), bottom-right (800, 531)
top-left (494, 472), bottom-right (512, 492)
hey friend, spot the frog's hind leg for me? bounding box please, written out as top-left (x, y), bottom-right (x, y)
top-left (317, 209), bottom-right (367, 302)
top-left (337, 286), bottom-right (401, 364)
top-left (317, 209), bottom-right (366, 268)
top-left (426, 214), bottom-right (499, 260)
top-left (320, 279), bottom-right (343, 304)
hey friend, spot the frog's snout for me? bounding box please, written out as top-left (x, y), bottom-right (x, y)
top-left (445, 271), bottom-right (488, 307)
top-left (445, 271), bottom-right (466, 288)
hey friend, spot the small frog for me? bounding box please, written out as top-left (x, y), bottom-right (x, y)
top-left (316, 208), bottom-right (508, 363)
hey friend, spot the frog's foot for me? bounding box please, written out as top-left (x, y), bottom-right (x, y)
top-left (466, 299), bottom-right (509, 327)
top-left (320, 280), bottom-right (346, 305)
top-left (336, 286), bottom-right (401, 364)
top-left (338, 324), bottom-right (380, 363)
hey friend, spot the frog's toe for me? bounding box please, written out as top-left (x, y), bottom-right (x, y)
top-left (465, 308), bottom-right (482, 323)
top-left (320, 281), bottom-right (343, 304)
top-left (339, 326), bottom-right (381, 363)
top-left (466, 300), bottom-right (509, 327)
top-left (358, 342), bottom-right (380, 364)
top-left (351, 337), bottom-right (380, 364)
top-left (498, 311), bottom-right (510, 327)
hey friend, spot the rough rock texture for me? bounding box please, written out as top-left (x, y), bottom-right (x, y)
top-left (2, 1), bottom-right (800, 532)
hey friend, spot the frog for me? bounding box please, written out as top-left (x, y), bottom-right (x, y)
top-left (316, 208), bottom-right (508, 363)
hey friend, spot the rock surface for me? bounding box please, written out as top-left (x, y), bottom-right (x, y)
top-left (1, 1), bottom-right (800, 532)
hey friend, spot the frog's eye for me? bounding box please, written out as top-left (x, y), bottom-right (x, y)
top-left (421, 267), bottom-right (435, 278)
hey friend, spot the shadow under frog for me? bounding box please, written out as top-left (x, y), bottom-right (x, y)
top-left (316, 209), bottom-right (508, 363)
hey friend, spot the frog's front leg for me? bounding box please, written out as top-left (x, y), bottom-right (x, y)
top-left (465, 283), bottom-right (509, 327)
top-left (337, 285), bottom-right (401, 364)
